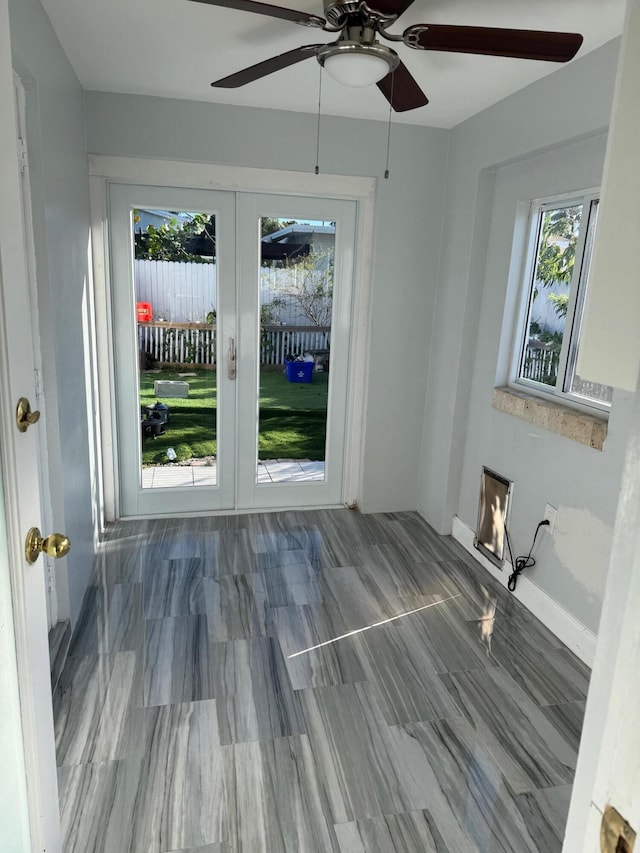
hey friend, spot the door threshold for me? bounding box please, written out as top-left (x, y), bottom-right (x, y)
top-left (118, 503), bottom-right (347, 521)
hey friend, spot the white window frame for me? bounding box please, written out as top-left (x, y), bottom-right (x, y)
top-left (511, 188), bottom-right (610, 413)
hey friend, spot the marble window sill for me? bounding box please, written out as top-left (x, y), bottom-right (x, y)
top-left (492, 386), bottom-right (608, 451)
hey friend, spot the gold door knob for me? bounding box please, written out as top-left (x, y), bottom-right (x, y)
top-left (25, 527), bottom-right (71, 565)
top-left (16, 397), bottom-right (41, 433)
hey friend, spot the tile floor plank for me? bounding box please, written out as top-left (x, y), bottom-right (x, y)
top-left (143, 559), bottom-right (210, 618)
top-left (212, 637), bottom-right (306, 744)
top-left (272, 603), bottom-right (367, 690)
top-left (206, 574), bottom-right (272, 641)
top-left (230, 736), bottom-right (340, 852)
top-left (439, 666), bottom-right (578, 793)
top-left (539, 700), bottom-right (587, 754)
top-left (54, 652), bottom-right (136, 767)
top-left (334, 810), bottom-right (464, 853)
top-left (143, 615), bottom-right (215, 707)
top-left (114, 700), bottom-right (232, 853)
top-left (350, 622), bottom-right (462, 725)
top-left (68, 583), bottom-right (142, 657)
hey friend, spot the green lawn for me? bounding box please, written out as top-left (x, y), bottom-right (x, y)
top-left (140, 368), bottom-right (328, 465)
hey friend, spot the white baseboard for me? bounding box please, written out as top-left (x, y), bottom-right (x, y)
top-left (450, 515), bottom-right (597, 668)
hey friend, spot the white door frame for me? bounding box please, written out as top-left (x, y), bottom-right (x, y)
top-left (89, 155), bottom-right (376, 520)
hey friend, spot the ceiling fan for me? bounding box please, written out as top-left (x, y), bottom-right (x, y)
top-left (189, 0), bottom-right (583, 112)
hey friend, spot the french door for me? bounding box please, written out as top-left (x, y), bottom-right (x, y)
top-left (109, 183), bottom-right (356, 516)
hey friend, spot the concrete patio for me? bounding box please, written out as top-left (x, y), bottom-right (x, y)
top-left (141, 458), bottom-right (325, 489)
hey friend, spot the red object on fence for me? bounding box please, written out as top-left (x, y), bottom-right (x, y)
top-left (136, 302), bottom-right (153, 323)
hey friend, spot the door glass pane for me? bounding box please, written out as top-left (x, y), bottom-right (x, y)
top-left (566, 200), bottom-right (614, 405)
top-left (133, 208), bottom-right (218, 490)
top-left (257, 217), bottom-right (333, 483)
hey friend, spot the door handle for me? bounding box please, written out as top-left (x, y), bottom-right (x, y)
top-left (16, 397), bottom-right (40, 433)
top-left (228, 337), bottom-right (237, 380)
top-left (25, 527), bottom-right (71, 564)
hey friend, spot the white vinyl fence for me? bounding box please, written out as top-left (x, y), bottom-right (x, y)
top-left (135, 260), bottom-right (216, 322)
top-left (261, 326), bottom-right (330, 366)
top-left (521, 343), bottom-right (559, 385)
top-left (135, 259), bottom-right (331, 326)
top-left (139, 322), bottom-right (330, 368)
top-left (138, 322), bottom-right (216, 366)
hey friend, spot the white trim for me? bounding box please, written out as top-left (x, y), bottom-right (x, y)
top-left (451, 514), bottom-right (597, 667)
top-left (88, 155), bottom-right (376, 202)
top-left (344, 187), bottom-right (374, 506)
top-left (89, 175), bottom-right (118, 522)
top-left (89, 155), bottom-right (376, 520)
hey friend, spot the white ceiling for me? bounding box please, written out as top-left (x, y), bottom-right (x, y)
top-left (40, 0), bottom-right (626, 128)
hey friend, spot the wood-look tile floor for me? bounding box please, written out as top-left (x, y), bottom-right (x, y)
top-left (55, 510), bottom-right (589, 852)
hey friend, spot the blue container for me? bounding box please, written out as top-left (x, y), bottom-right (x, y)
top-left (285, 361), bottom-right (314, 383)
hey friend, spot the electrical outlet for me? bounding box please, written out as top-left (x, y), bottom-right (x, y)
top-left (543, 503), bottom-right (557, 534)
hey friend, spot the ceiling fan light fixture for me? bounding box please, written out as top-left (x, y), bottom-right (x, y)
top-left (318, 42), bottom-right (398, 87)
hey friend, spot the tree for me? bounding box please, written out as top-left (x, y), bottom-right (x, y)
top-left (134, 211), bottom-right (215, 263)
top-left (530, 204), bottom-right (582, 328)
top-left (536, 205), bottom-right (582, 286)
top-left (260, 217), bottom-right (296, 238)
top-left (547, 291), bottom-right (569, 319)
top-left (268, 250), bottom-right (333, 328)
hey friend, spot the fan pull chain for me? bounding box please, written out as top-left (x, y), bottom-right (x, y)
top-left (384, 71), bottom-right (394, 179)
top-left (314, 66), bottom-right (323, 175)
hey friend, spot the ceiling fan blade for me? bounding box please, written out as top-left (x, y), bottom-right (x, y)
top-left (211, 45), bottom-right (321, 87)
top-left (189, 0), bottom-right (326, 28)
top-left (377, 60), bottom-right (429, 112)
top-left (370, 0), bottom-right (418, 20)
top-left (402, 24), bottom-right (583, 62)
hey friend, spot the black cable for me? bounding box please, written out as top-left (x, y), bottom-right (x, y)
top-left (314, 67), bottom-right (323, 175)
top-left (505, 519), bottom-right (550, 592)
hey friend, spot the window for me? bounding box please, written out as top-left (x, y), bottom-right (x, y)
top-left (513, 191), bottom-right (613, 410)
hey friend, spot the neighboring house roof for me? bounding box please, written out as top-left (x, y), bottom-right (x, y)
top-left (261, 224), bottom-right (335, 243)
top-left (261, 224), bottom-right (335, 263)
top-left (134, 209), bottom-right (193, 233)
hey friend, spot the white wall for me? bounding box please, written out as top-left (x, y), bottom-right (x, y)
top-left (565, 6), bottom-right (640, 846)
top-left (418, 38), bottom-right (623, 634)
top-left (578, 0), bottom-right (640, 394)
top-left (85, 93), bottom-right (450, 512)
top-left (456, 134), bottom-right (632, 634)
top-left (9, 0), bottom-right (96, 626)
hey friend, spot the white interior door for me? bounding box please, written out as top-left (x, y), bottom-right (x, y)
top-left (13, 75), bottom-right (59, 628)
top-left (0, 9), bottom-right (61, 846)
top-left (110, 184), bottom-right (357, 516)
